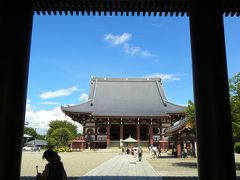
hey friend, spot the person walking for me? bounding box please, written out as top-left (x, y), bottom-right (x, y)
top-left (157, 146), bottom-right (161, 158)
top-left (172, 146), bottom-right (177, 158)
top-left (149, 145), bottom-right (152, 155)
top-left (138, 146), bottom-right (143, 162)
top-left (192, 147), bottom-right (196, 158)
top-left (152, 146), bottom-right (157, 159)
top-left (184, 147), bottom-right (188, 158)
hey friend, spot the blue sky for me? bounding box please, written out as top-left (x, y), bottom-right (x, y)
top-left (25, 14), bottom-right (240, 135)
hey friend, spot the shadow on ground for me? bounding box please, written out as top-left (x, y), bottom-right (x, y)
top-left (21, 177), bottom-right (80, 180)
top-left (171, 162), bottom-right (197, 169)
top-left (162, 177), bottom-right (240, 180)
top-left (156, 156), bottom-right (175, 159)
top-left (236, 162), bottom-right (240, 171)
top-left (21, 176), bottom-right (162, 180)
top-left (161, 178), bottom-right (197, 180)
top-left (21, 176), bottom-right (240, 180)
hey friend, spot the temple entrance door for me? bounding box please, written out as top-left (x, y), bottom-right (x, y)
top-left (110, 125), bottom-right (120, 140)
top-left (123, 125), bottom-right (137, 139)
top-left (140, 125), bottom-right (148, 140)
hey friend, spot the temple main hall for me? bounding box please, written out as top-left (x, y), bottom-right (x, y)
top-left (61, 77), bottom-right (186, 149)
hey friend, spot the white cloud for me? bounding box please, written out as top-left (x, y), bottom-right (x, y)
top-left (79, 93), bottom-right (88, 102)
top-left (104, 33), bottom-right (132, 45)
top-left (104, 32), bottom-right (156, 57)
top-left (141, 50), bottom-right (156, 57)
top-left (143, 73), bottom-right (181, 82)
top-left (27, 99), bottom-right (31, 103)
top-left (25, 103), bottom-right (82, 135)
top-left (124, 43), bottom-right (140, 55)
top-left (38, 102), bottom-right (60, 105)
top-left (40, 86), bottom-right (80, 99)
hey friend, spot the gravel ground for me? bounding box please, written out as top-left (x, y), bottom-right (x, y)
top-left (145, 152), bottom-right (198, 177)
top-left (21, 151), bottom-right (118, 177)
top-left (21, 150), bottom-right (240, 179)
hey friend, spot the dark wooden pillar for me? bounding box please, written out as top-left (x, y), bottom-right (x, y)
top-left (137, 118), bottom-right (140, 145)
top-left (159, 121), bottom-right (162, 148)
top-left (177, 140), bottom-right (182, 158)
top-left (149, 119), bottom-right (153, 146)
top-left (107, 118), bottom-right (110, 148)
top-left (189, 1), bottom-right (236, 179)
top-left (95, 121), bottom-right (97, 141)
top-left (83, 125), bottom-right (86, 139)
top-left (82, 125), bottom-right (86, 149)
top-left (94, 121), bottom-right (97, 148)
top-left (0, 2), bottom-right (33, 179)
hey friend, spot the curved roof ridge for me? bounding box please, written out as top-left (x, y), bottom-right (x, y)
top-left (91, 76), bottom-right (162, 82)
top-left (61, 99), bottom-right (92, 108)
top-left (155, 80), bottom-right (167, 106)
top-left (164, 117), bottom-right (188, 134)
top-left (165, 101), bottom-right (187, 108)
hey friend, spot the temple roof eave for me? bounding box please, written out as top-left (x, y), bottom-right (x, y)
top-left (164, 117), bottom-right (191, 136)
top-left (62, 110), bottom-right (172, 119)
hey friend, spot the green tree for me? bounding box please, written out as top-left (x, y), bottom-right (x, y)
top-left (183, 100), bottom-right (196, 133)
top-left (46, 120), bottom-right (78, 147)
top-left (24, 127), bottom-right (46, 140)
top-left (51, 128), bottom-right (73, 147)
top-left (36, 134), bottom-right (46, 140)
top-left (229, 72), bottom-right (240, 144)
top-left (47, 120), bottom-right (77, 137)
top-left (24, 127), bottom-right (38, 140)
top-left (229, 72), bottom-right (240, 98)
top-left (76, 133), bottom-right (83, 137)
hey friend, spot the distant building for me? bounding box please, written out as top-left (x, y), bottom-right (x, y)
top-left (61, 77), bottom-right (186, 149)
top-left (164, 118), bottom-right (196, 158)
top-left (26, 139), bottom-right (47, 148)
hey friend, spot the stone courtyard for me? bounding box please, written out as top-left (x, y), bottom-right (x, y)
top-left (20, 150), bottom-right (240, 180)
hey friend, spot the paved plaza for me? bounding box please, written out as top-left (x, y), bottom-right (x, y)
top-left (20, 151), bottom-right (240, 180)
top-left (77, 154), bottom-right (161, 180)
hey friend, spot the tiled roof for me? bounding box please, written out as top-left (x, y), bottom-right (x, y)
top-left (164, 117), bottom-right (188, 133)
top-left (26, 139), bottom-right (47, 146)
top-left (61, 77), bottom-right (186, 117)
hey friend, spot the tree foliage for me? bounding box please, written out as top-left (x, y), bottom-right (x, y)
top-left (46, 120), bottom-right (78, 147)
top-left (24, 126), bottom-right (46, 143)
top-left (184, 100), bottom-right (195, 124)
top-left (51, 128), bottom-right (73, 147)
top-left (229, 72), bottom-right (240, 143)
top-left (76, 133), bottom-right (83, 137)
top-left (24, 127), bottom-right (38, 139)
top-left (182, 73), bottom-right (240, 145)
top-left (183, 100), bottom-right (196, 134)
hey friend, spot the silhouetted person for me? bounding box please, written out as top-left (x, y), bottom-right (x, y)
top-left (37, 149), bottom-right (67, 180)
top-left (192, 147), bottom-right (196, 158)
top-left (157, 146), bottom-right (161, 158)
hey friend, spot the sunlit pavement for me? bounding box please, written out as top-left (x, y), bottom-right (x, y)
top-left (76, 154), bottom-right (162, 180)
top-left (20, 151), bottom-right (240, 180)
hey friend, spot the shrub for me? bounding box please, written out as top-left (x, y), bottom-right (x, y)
top-left (234, 142), bottom-right (240, 154)
top-left (65, 148), bottom-right (71, 152)
top-left (52, 147), bottom-right (71, 152)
